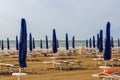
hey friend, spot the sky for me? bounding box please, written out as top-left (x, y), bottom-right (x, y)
top-left (0, 0), bottom-right (120, 40)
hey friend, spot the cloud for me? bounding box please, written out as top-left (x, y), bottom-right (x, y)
top-left (0, 0), bottom-right (120, 40)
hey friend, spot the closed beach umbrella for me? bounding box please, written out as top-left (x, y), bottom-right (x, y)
top-left (52, 29), bottom-right (57, 53)
top-left (93, 36), bottom-right (95, 48)
top-left (7, 38), bottom-right (10, 50)
top-left (1, 40), bottom-right (4, 50)
top-left (66, 33), bottom-right (69, 50)
top-left (86, 39), bottom-right (88, 48)
top-left (111, 37), bottom-right (114, 48)
top-left (33, 38), bottom-right (35, 49)
top-left (99, 30), bottom-right (103, 52)
top-left (97, 33), bottom-right (99, 49)
top-left (56, 39), bottom-right (59, 48)
top-left (45, 35), bottom-right (48, 49)
top-left (118, 38), bottom-right (120, 47)
top-left (29, 33), bottom-right (32, 51)
top-left (104, 22), bottom-right (111, 61)
top-left (40, 39), bottom-right (42, 49)
top-left (16, 35), bottom-right (19, 50)
top-left (19, 18), bottom-right (27, 68)
top-left (89, 38), bottom-right (92, 48)
top-left (72, 36), bottom-right (75, 48)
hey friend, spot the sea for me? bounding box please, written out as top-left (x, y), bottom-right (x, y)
top-left (0, 40), bottom-right (85, 50)
top-left (0, 40), bottom-right (118, 51)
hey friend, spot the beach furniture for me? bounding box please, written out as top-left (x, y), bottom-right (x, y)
top-left (0, 63), bottom-right (15, 74)
top-left (47, 53), bottom-right (58, 57)
top-left (43, 59), bottom-right (82, 71)
top-left (92, 69), bottom-right (120, 80)
top-left (79, 47), bottom-right (86, 55)
top-left (93, 58), bottom-right (104, 65)
top-left (12, 72), bottom-right (27, 80)
top-left (9, 51), bottom-right (19, 58)
top-left (0, 50), bottom-right (10, 56)
top-left (68, 59), bottom-right (82, 70)
top-left (43, 60), bottom-right (69, 71)
top-left (27, 51), bottom-right (37, 61)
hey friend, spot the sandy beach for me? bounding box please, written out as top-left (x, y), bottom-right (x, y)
top-left (0, 0), bottom-right (120, 80)
top-left (0, 49), bottom-right (120, 80)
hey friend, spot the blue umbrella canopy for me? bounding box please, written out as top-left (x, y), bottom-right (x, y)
top-left (65, 33), bottom-right (69, 50)
top-left (33, 38), bottom-right (35, 49)
top-left (1, 40), bottom-right (4, 50)
top-left (29, 33), bottom-right (32, 51)
top-left (45, 35), bottom-right (48, 49)
top-left (86, 39), bottom-right (88, 48)
top-left (72, 36), bottom-right (75, 48)
top-left (52, 29), bottom-right (57, 53)
top-left (99, 30), bottom-right (103, 52)
top-left (16, 35), bottom-right (19, 50)
top-left (40, 39), bottom-right (42, 49)
top-left (40, 39), bottom-right (43, 49)
top-left (104, 22), bottom-right (111, 60)
top-left (93, 36), bottom-right (95, 48)
top-left (19, 18), bottom-right (27, 68)
top-left (118, 38), bottom-right (120, 47)
top-left (7, 38), bottom-right (10, 50)
top-left (111, 37), bottom-right (114, 48)
top-left (97, 33), bottom-right (99, 49)
top-left (89, 38), bottom-right (92, 48)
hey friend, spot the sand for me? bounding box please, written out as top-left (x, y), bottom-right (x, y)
top-left (0, 50), bottom-right (119, 80)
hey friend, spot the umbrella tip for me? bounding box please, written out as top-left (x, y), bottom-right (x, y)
top-left (107, 22), bottom-right (110, 26)
top-left (53, 28), bottom-right (56, 31)
top-left (21, 18), bottom-right (25, 20)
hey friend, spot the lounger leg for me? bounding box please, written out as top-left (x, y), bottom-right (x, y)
top-left (106, 78), bottom-right (113, 80)
top-left (44, 64), bottom-right (47, 70)
top-left (111, 78), bottom-right (113, 80)
top-left (52, 64), bottom-right (55, 68)
top-left (59, 64), bottom-right (62, 71)
top-left (98, 77), bottom-right (103, 80)
top-left (30, 55), bottom-right (32, 61)
top-left (9, 67), bottom-right (12, 74)
top-left (98, 77), bottom-right (106, 80)
top-left (79, 63), bottom-right (82, 69)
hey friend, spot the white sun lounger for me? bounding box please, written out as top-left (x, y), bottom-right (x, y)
top-left (0, 63), bottom-right (15, 74)
top-left (43, 60), bottom-right (71, 71)
top-left (92, 73), bottom-right (120, 80)
top-left (43, 60), bottom-right (82, 71)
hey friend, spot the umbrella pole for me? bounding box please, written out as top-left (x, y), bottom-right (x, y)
top-left (66, 50), bottom-right (68, 60)
top-left (17, 76), bottom-right (20, 80)
top-left (17, 67), bottom-right (21, 80)
top-left (105, 61), bottom-right (106, 67)
top-left (19, 67), bottom-right (21, 73)
top-left (98, 52), bottom-right (100, 64)
top-left (99, 52), bottom-right (101, 59)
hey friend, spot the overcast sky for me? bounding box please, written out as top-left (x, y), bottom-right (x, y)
top-left (0, 0), bottom-right (120, 40)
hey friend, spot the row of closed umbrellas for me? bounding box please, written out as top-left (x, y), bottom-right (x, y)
top-left (0, 33), bottom-right (75, 51)
top-left (19, 20), bottom-right (113, 68)
top-left (0, 18), bottom-right (76, 69)
top-left (86, 22), bottom-right (112, 63)
top-left (0, 19), bottom-right (114, 69)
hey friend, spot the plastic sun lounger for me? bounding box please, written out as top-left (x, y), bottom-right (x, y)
top-left (92, 69), bottom-right (120, 80)
top-left (43, 61), bottom-right (68, 71)
top-left (92, 74), bottom-right (120, 80)
top-left (43, 59), bottom-right (82, 71)
top-left (68, 60), bottom-right (82, 70)
top-left (0, 63), bottom-right (14, 74)
top-left (92, 74), bottom-right (113, 80)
